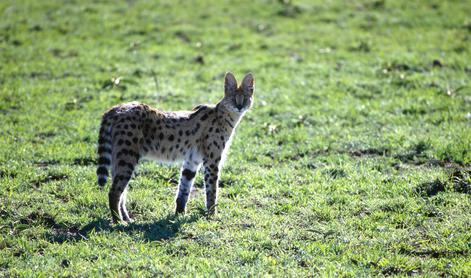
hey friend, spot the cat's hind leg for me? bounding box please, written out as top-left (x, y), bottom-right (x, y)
top-left (109, 147), bottom-right (140, 223)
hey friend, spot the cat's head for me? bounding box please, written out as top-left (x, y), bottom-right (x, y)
top-left (220, 72), bottom-right (254, 113)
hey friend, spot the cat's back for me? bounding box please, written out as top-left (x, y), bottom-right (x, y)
top-left (102, 102), bottom-right (166, 126)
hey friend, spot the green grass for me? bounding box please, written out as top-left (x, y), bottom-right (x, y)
top-left (1, 0), bottom-right (470, 276)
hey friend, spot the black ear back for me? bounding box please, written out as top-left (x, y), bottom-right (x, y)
top-left (224, 72), bottom-right (237, 95)
top-left (241, 73), bottom-right (254, 94)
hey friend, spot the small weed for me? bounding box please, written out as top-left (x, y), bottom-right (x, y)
top-left (73, 157), bottom-right (96, 166)
top-left (323, 168), bottom-right (347, 179)
top-left (449, 169), bottom-right (471, 194)
top-left (416, 179), bottom-right (446, 197)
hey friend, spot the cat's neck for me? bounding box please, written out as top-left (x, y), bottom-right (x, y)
top-left (215, 103), bottom-right (245, 130)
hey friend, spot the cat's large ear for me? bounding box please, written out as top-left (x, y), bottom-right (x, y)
top-left (224, 72), bottom-right (237, 96)
top-left (241, 73), bottom-right (254, 95)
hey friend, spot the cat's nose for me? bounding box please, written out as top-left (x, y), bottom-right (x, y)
top-left (236, 104), bottom-right (243, 110)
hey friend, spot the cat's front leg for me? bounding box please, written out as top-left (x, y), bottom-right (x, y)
top-left (203, 158), bottom-right (221, 215)
top-left (175, 160), bottom-right (200, 214)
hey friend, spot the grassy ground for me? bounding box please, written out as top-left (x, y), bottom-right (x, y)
top-left (1, 0), bottom-right (470, 276)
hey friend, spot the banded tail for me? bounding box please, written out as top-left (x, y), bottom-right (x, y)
top-left (97, 116), bottom-right (113, 187)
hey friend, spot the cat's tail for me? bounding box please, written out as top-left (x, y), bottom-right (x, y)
top-left (96, 113), bottom-right (113, 187)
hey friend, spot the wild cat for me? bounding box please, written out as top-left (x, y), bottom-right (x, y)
top-left (96, 73), bottom-right (254, 223)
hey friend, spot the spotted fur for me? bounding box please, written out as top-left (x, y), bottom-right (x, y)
top-left (97, 72), bottom-right (254, 223)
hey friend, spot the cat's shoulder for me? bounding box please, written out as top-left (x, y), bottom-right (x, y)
top-left (187, 104), bottom-right (216, 120)
top-left (192, 104), bottom-right (215, 111)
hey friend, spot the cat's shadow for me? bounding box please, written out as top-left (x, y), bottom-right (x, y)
top-left (48, 212), bottom-right (203, 243)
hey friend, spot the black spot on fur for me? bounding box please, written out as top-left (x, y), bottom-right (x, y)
top-left (98, 157), bottom-right (110, 165)
top-left (225, 119), bottom-right (234, 128)
top-left (98, 136), bottom-right (109, 144)
top-left (97, 166), bottom-right (108, 175)
top-left (201, 114), bottom-right (208, 121)
top-left (98, 176), bottom-right (107, 186)
top-left (168, 134), bottom-right (174, 141)
top-left (182, 169), bottom-right (196, 180)
top-left (159, 133), bottom-right (164, 140)
top-left (130, 151), bottom-right (140, 160)
top-left (98, 146), bottom-right (111, 154)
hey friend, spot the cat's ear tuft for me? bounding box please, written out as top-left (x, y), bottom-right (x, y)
top-left (241, 73), bottom-right (254, 94)
top-left (224, 72), bottom-right (237, 95)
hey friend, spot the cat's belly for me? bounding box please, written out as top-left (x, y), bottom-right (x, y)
top-left (142, 147), bottom-right (201, 165)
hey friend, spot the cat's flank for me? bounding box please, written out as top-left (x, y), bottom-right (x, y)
top-left (96, 73), bottom-right (254, 223)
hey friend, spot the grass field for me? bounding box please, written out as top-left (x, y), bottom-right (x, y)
top-left (1, 0), bottom-right (470, 276)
